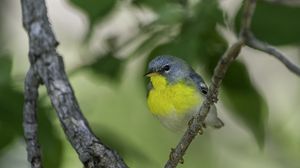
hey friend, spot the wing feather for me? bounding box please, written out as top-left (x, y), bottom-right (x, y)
top-left (189, 71), bottom-right (208, 95)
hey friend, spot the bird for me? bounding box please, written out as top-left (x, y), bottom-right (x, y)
top-left (145, 55), bottom-right (224, 131)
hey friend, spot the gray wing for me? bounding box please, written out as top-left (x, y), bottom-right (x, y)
top-left (146, 82), bottom-right (153, 97)
top-left (189, 70), bottom-right (208, 95)
top-left (189, 71), bottom-right (224, 128)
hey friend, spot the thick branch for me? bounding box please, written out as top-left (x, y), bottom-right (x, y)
top-left (21, 0), bottom-right (128, 167)
top-left (23, 69), bottom-right (42, 168)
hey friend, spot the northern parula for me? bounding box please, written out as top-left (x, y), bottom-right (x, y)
top-left (145, 55), bottom-right (224, 131)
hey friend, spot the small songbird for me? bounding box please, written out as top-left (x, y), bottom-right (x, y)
top-left (145, 55), bottom-right (224, 131)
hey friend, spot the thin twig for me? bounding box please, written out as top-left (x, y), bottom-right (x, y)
top-left (23, 69), bottom-right (42, 168)
top-left (245, 34), bottom-right (300, 76)
top-left (240, 0), bottom-right (256, 37)
top-left (265, 0), bottom-right (300, 6)
top-left (20, 0), bottom-right (128, 167)
top-left (241, 0), bottom-right (300, 77)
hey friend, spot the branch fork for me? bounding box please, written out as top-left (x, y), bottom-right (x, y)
top-left (21, 0), bottom-right (128, 167)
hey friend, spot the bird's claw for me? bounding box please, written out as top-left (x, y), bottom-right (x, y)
top-left (169, 148), bottom-right (175, 160)
top-left (188, 117), bottom-right (194, 127)
top-left (198, 126), bottom-right (204, 135)
top-left (179, 157), bottom-right (184, 164)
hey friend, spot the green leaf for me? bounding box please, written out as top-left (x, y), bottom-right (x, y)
top-left (0, 86), bottom-right (22, 154)
top-left (0, 54), bottom-right (12, 86)
top-left (0, 55), bottom-right (24, 152)
top-left (148, 0), bottom-right (226, 65)
top-left (235, 1), bottom-right (300, 45)
top-left (83, 53), bottom-right (124, 82)
top-left (0, 124), bottom-right (16, 154)
top-left (155, 3), bottom-right (184, 25)
top-left (0, 55), bottom-right (23, 135)
top-left (133, 0), bottom-right (184, 26)
top-left (68, 0), bottom-right (117, 27)
top-left (37, 103), bottom-right (63, 168)
top-left (93, 125), bottom-right (151, 165)
top-left (0, 85), bottom-right (23, 134)
top-left (222, 61), bottom-right (267, 148)
top-left (132, 0), bottom-right (168, 11)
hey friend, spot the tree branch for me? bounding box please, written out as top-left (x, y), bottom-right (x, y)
top-left (21, 0), bottom-right (128, 167)
top-left (241, 0), bottom-right (300, 77)
top-left (264, 0), bottom-right (300, 6)
top-left (23, 69), bottom-right (42, 168)
top-left (245, 34), bottom-right (300, 76)
top-left (165, 0), bottom-right (300, 167)
top-left (240, 0), bottom-right (256, 36)
top-left (164, 0), bottom-right (254, 166)
top-left (164, 41), bottom-right (244, 168)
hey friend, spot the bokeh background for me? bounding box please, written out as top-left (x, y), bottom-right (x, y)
top-left (0, 0), bottom-right (300, 167)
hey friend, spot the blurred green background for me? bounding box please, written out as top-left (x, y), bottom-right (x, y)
top-left (0, 0), bottom-right (300, 167)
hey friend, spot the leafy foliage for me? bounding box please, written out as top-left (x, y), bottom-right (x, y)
top-left (69, 0), bottom-right (117, 27)
top-left (79, 53), bottom-right (124, 82)
top-left (132, 0), bottom-right (168, 12)
top-left (68, 0), bottom-right (117, 40)
top-left (236, 1), bottom-right (300, 45)
top-left (148, 0), bottom-right (225, 64)
top-left (93, 125), bottom-right (151, 165)
top-left (0, 55), bottom-right (23, 152)
top-left (0, 55), bottom-right (12, 86)
top-left (2, 0), bottom-right (300, 167)
top-left (222, 61), bottom-right (267, 147)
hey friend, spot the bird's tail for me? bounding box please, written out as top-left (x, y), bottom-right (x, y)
top-left (204, 104), bottom-right (224, 129)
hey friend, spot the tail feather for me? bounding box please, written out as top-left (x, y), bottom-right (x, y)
top-left (204, 104), bottom-right (224, 129)
top-left (212, 118), bottom-right (224, 129)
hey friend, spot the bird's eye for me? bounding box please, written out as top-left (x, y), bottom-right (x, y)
top-left (163, 65), bottom-right (170, 72)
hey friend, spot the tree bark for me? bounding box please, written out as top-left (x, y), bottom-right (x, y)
top-left (21, 0), bottom-right (128, 167)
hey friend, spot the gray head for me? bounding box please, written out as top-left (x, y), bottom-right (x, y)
top-left (145, 55), bottom-right (192, 83)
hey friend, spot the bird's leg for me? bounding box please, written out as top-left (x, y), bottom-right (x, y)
top-left (202, 123), bottom-right (206, 129)
top-left (188, 117), bottom-right (194, 127)
top-left (188, 117), bottom-right (205, 135)
top-left (179, 157), bottom-right (184, 164)
top-left (169, 148), bottom-right (175, 161)
top-left (198, 125), bottom-right (204, 135)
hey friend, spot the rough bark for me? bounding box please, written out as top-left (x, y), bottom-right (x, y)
top-left (23, 69), bottom-right (42, 168)
top-left (21, 0), bottom-right (128, 167)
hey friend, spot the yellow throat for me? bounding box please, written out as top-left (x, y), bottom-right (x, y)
top-left (147, 74), bottom-right (201, 116)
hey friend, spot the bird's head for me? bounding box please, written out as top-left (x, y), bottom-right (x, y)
top-left (145, 55), bottom-right (191, 84)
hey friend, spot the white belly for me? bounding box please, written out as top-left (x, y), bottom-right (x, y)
top-left (156, 105), bottom-right (200, 132)
top-left (157, 104), bottom-right (223, 131)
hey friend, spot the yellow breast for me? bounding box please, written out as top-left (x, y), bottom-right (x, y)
top-left (147, 74), bottom-right (201, 116)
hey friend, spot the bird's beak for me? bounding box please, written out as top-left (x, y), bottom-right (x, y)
top-left (144, 71), bottom-right (158, 77)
